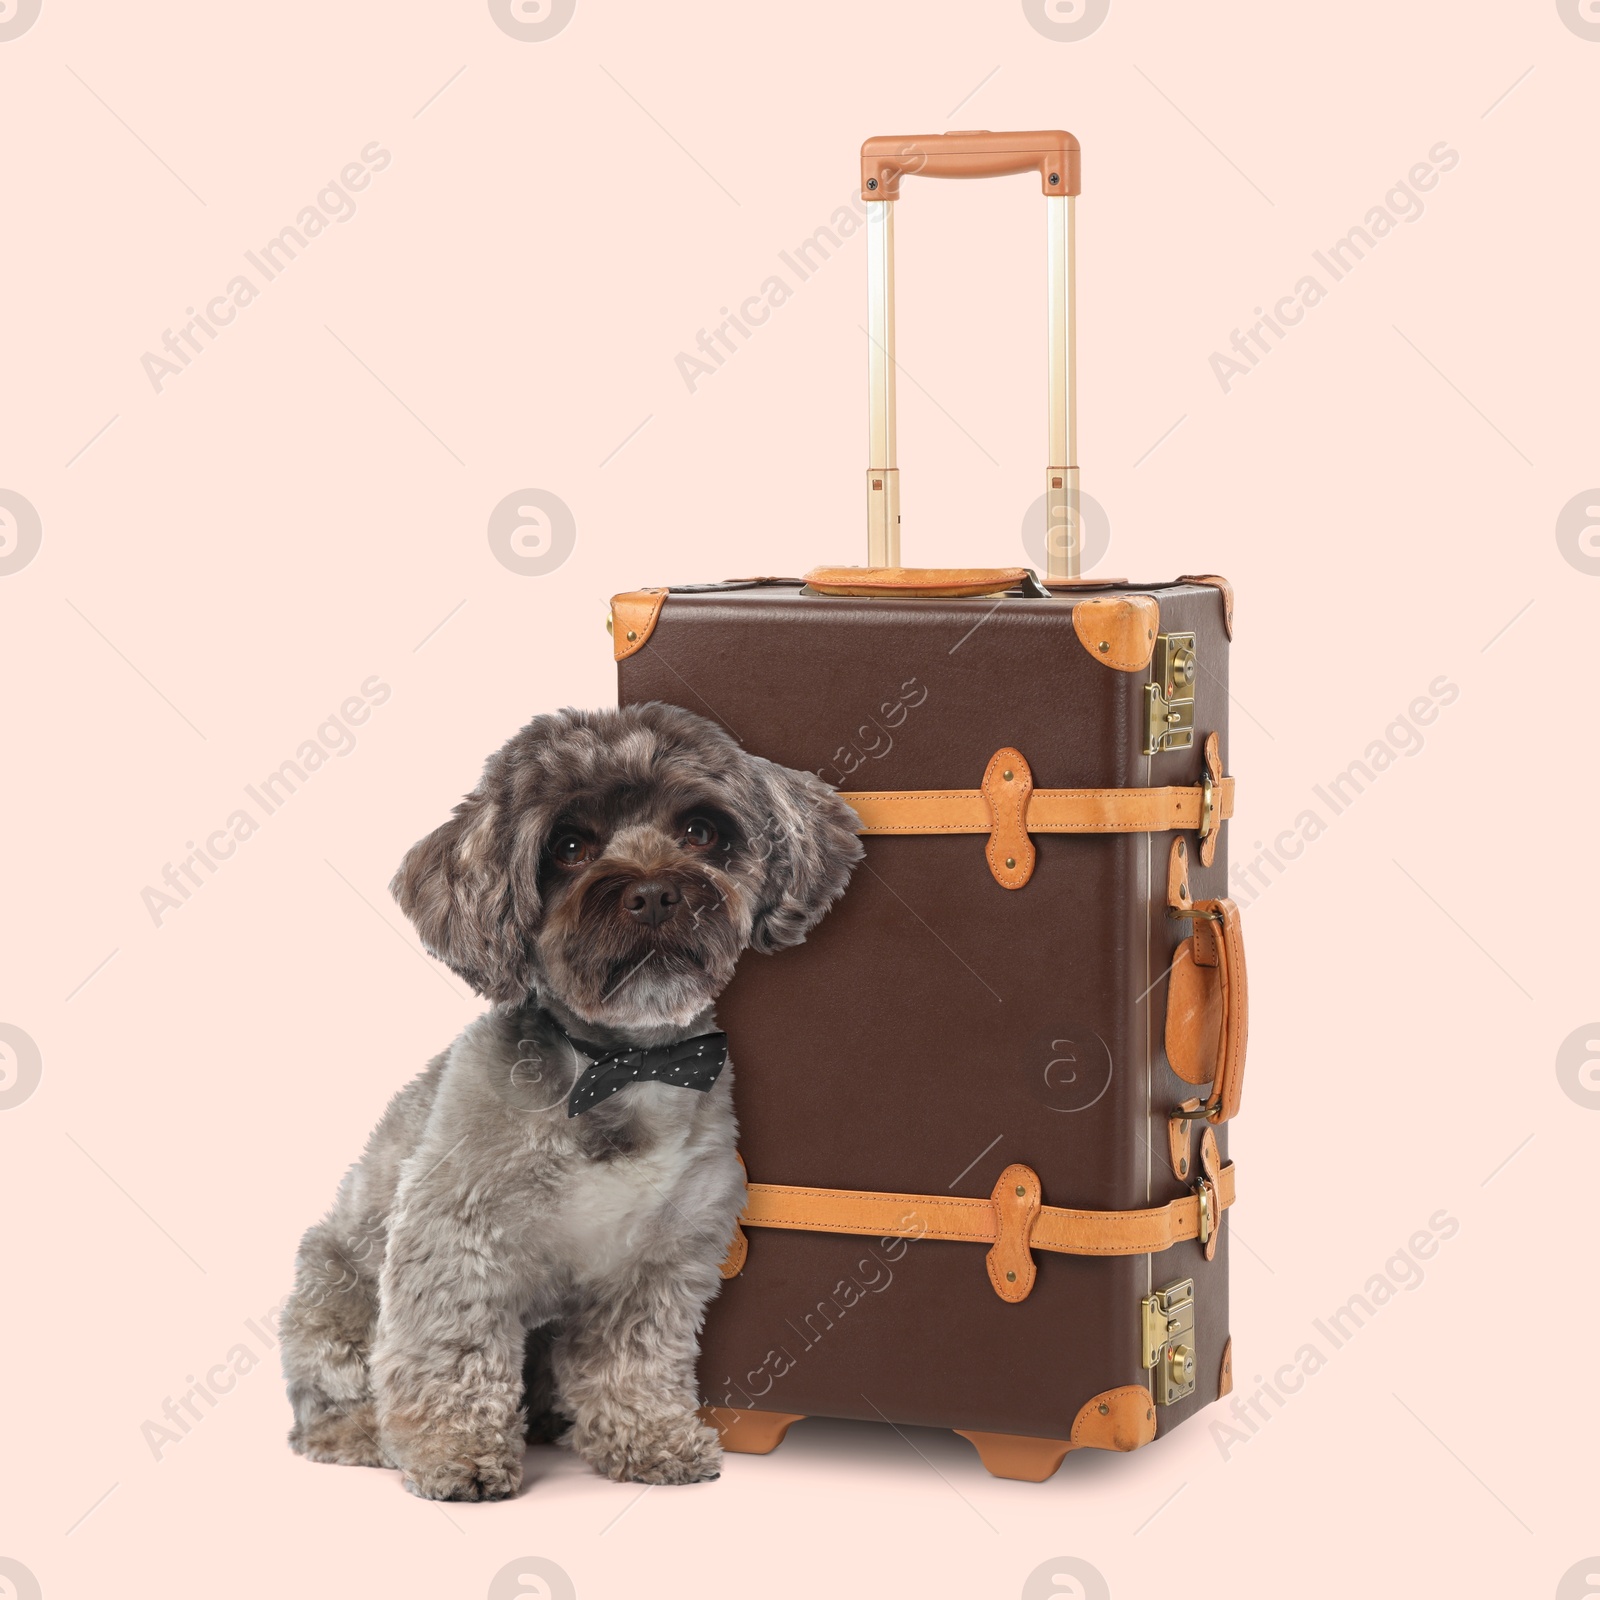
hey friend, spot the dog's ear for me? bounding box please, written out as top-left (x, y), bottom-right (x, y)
top-left (748, 760), bottom-right (865, 953)
top-left (390, 784), bottom-right (541, 1002)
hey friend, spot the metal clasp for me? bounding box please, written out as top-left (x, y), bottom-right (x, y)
top-left (1167, 902), bottom-right (1224, 923)
top-left (1197, 769), bottom-right (1214, 842)
top-left (1144, 632), bottom-right (1197, 755)
top-left (1141, 1278), bottom-right (1197, 1406)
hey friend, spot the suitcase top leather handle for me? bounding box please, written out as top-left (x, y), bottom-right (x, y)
top-left (803, 565), bottom-right (1048, 599)
top-left (860, 130), bottom-right (1081, 201)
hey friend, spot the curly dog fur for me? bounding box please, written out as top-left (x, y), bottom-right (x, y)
top-left (279, 702), bottom-right (862, 1499)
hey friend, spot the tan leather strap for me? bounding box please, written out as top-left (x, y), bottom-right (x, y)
top-left (980, 749), bottom-right (1035, 889)
top-left (842, 776), bottom-right (1235, 836)
top-left (987, 1164), bottom-right (1041, 1301)
top-left (737, 1162), bottom-right (1236, 1261)
top-left (843, 744), bottom-right (1234, 889)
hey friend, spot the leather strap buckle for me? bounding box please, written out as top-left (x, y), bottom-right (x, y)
top-left (1196, 1126), bottom-right (1222, 1261)
top-left (1197, 769), bottom-right (1215, 842)
top-left (1198, 731), bottom-right (1224, 866)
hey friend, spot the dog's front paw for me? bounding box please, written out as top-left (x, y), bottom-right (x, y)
top-left (574, 1408), bottom-right (723, 1486)
top-left (392, 1430), bottom-right (525, 1502)
top-left (290, 1401), bottom-right (390, 1468)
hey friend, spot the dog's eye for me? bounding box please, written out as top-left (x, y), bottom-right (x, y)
top-left (682, 817), bottom-right (718, 850)
top-left (551, 833), bottom-right (592, 868)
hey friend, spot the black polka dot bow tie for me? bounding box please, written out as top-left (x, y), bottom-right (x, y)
top-left (565, 1031), bottom-right (729, 1117)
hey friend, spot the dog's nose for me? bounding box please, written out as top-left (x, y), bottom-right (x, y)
top-left (622, 880), bottom-right (681, 927)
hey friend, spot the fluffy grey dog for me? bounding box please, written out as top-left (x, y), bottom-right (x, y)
top-left (280, 702), bottom-right (862, 1500)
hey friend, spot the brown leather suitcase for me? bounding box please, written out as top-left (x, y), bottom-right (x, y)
top-left (612, 131), bottom-right (1248, 1482)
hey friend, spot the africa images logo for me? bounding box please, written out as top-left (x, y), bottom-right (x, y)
top-left (0, 489), bottom-right (42, 576)
top-left (488, 0), bottom-right (575, 42)
top-left (1022, 0), bottom-right (1110, 43)
top-left (0, 0), bottom-right (41, 43)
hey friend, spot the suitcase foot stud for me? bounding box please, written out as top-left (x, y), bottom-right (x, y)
top-left (954, 1430), bottom-right (1074, 1482)
top-left (956, 1386), bottom-right (1159, 1481)
top-left (700, 1406), bottom-right (806, 1455)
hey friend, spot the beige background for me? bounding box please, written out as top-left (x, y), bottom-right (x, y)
top-left (3, 2), bottom-right (1598, 1597)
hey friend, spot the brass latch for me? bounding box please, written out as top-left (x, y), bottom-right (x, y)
top-left (1144, 631), bottom-right (1197, 755)
top-left (1141, 1277), bottom-right (1197, 1405)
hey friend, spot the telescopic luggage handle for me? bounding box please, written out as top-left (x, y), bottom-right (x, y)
top-left (860, 130), bottom-right (1082, 578)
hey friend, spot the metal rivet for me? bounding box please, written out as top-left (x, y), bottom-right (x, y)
top-left (1005, 1270), bottom-right (1017, 1282)
top-left (1002, 769), bottom-right (1013, 781)
top-left (1098, 1402), bottom-right (1110, 1415)
top-left (1005, 857), bottom-right (1016, 870)
top-left (1015, 1184), bottom-right (1026, 1197)
top-left (1049, 173), bottom-right (1060, 185)
top-left (626, 629), bottom-right (637, 641)
top-left (1179, 1158), bottom-right (1188, 1175)
top-left (1098, 640), bottom-right (1110, 652)
top-left (867, 177), bottom-right (878, 190)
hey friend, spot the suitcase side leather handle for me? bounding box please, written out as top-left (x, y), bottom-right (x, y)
top-left (1199, 897), bottom-right (1248, 1124)
top-left (1165, 837), bottom-right (1248, 1125)
top-left (860, 130), bottom-right (1082, 201)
